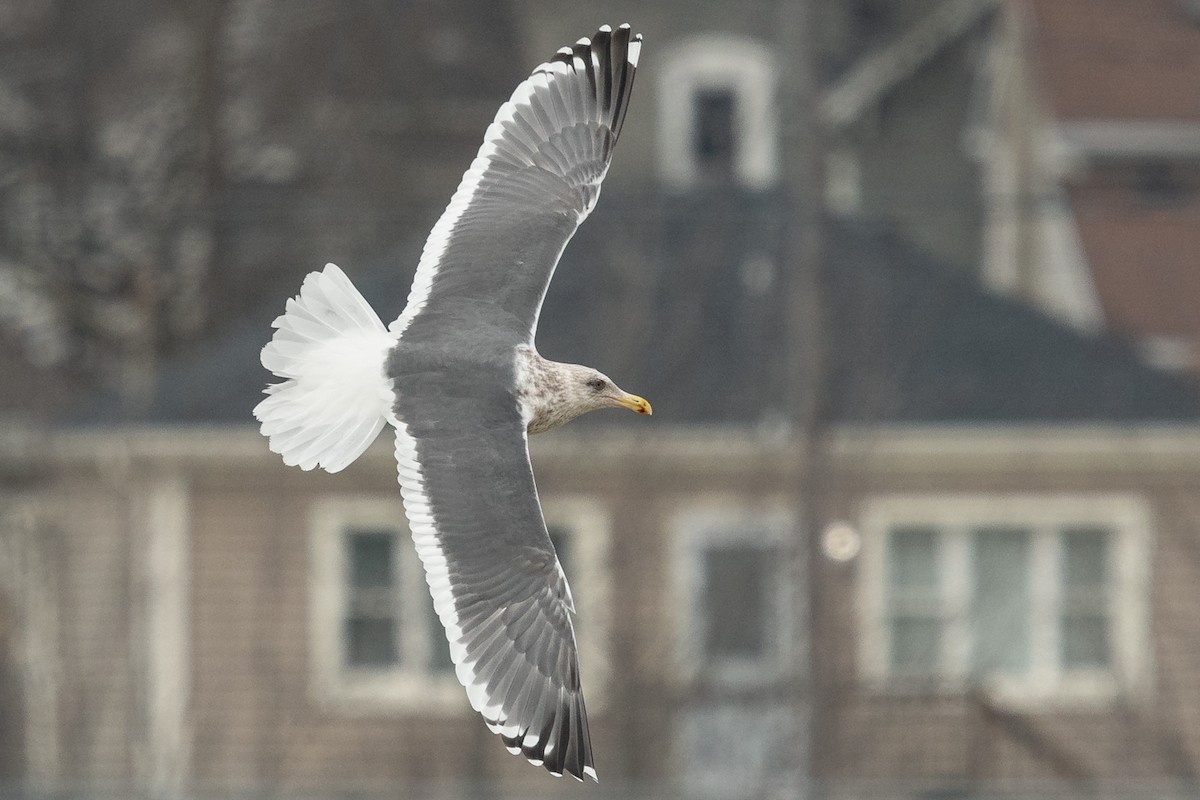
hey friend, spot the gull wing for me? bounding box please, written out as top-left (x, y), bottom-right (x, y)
top-left (393, 387), bottom-right (594, 781)
top-left (390, 24), bottom-right (642, 345)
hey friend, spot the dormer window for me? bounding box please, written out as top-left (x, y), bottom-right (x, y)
top-left (658, 35), bottom-right (778, 190)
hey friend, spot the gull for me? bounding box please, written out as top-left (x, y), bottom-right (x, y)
top-left (254, 24), bottom-right (647, 782)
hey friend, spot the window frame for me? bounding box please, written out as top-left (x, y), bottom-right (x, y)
top-left (671, 501), bottom-right (797, 686)
top-left (656, 35), bottom-right (778, 190)
top-left (309, 494), bottom-right (611, 713)
top-left (858, 493), bottom-right (1153, 707)
top-left (309, 496), bottom-right (461, 712)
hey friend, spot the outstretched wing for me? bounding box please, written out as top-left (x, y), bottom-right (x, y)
top-left (393, 385), bottom-right (594, 781)
top-left (390, 24), bottom-right (642, 345)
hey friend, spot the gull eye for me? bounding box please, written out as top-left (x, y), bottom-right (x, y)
top-left (587, 378), bottom-right (606, 391)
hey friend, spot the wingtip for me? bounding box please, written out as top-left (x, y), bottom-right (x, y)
top-left (551, 763), bottom-right (597, 782)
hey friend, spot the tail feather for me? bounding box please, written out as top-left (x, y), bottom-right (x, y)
top-left (254, 263), bottom-right (397, 473)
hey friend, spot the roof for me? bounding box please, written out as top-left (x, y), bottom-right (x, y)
top-left (1070, 184), bottom-right (1200, 371)
top-left (821, 220), bottom-right (1200, 422)
top-left (1022, 0), bottom-right (1200, 372)
top-left (66, 201), bottom-right (1200, 429)
top-left (67, 240), bottom-right (422, 427)
top-left (1028, 0), bottom-right (1200, 122)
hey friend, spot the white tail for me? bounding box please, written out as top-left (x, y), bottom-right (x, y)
top-left (253, 263), bottom-right (397, 472)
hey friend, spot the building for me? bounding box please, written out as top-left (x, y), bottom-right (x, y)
top-left (2, 2), bottom-right (1200, 798)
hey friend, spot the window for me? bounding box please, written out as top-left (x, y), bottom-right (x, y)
top-left (692, 87), bottom-right (737, 180)
top-left (343, 529), bottom-right (398, 668)
top-left (310, 500), bottom-right (460, 711)
top-left (657, 35), bottom-right (778, 190)
top-left (672, 504), bottom-right (798, 796)
top-left (340, 527), bottom-right (455, 673)
top-left (885, 525), bottom-right (942, 674)
top-left (673, 505), bottom-right (796, 684)
top-left (310, 496), bottom-right (611, 711)
top-left (677, 704), bottom-right (797, 799)
top-left (539, 497), bottom-right (613, 707)
top-left (1059, 526), bottom-right (1112, 669)
top-left (861, 495), bottom-right (1151, 705)
top-left (1137, 161), bottom-right (1188, 207)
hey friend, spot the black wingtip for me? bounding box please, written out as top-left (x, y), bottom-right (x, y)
top-left (502, 685), bottom-right (595, 782)
top-left (550, 46), bottom-right (574, 67)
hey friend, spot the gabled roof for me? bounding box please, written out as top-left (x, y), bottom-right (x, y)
top-left (66, 202), bottom-right (1200, 428)
top-left (1021, 0), bottom-right (1200, 373)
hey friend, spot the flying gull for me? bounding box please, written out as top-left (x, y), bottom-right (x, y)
top-left (254, 24), bottom-right (647, 782)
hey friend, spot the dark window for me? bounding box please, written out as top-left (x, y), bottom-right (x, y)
top-left (345, 529), bottom-right (398, 668)
top-left (346, 617), bottom-right (398, 667)
top-left (692, 87), bottom-right (737, 179)
top-left (702, 544), bottom-right (770, 661)
top-left (349, 529), bottom-right (394, 589)
top-left (1138, 162), bottom-right (1188, 207)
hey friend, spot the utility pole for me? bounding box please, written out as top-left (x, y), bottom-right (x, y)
top-left (777, 0), bottom-right (827, 797)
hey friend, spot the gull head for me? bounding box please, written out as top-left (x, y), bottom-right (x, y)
top-left (519, 353), bottom-right (652, 435)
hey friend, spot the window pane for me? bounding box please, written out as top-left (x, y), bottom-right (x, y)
top-left (703, 545), bottom-right (770, 661)
top-left (693, 87), bottom-right (736, 172)
top-left (890, 616), bottom-right (940, 673)
top-left (348, 529), bottom-right (395, 590)
top-left (888, 527), bottom-right (939, 592)
top-left (971, 527), bottom-right (1031, 675)
top-left (1061, 527), bottom-right (1110, 590)
top-left (344, 529), bottom-right (398, 669)
top-left (886, 527), bottom-right (942, 676)
top-left (346, 616), bottom-right (397, 667)
top-left (1060, 527), bottom-right (1111, 670)
top-left (1062, 614), bottom-right (1110, 669)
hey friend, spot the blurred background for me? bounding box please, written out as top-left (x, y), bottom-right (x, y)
top-left (1, 0), bottom-right (1200, 798)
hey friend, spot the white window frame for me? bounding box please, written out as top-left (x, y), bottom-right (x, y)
top-left (309, 494), bottom-right (611, 713)
top-left (671, 500), bottom-right (797, 686)
top-left (858, 493), bottom-right (1153, 707)
top-left (657, 35), bottom-right (778, 191)
top-left (309, 496), bottom-right (461, 713)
